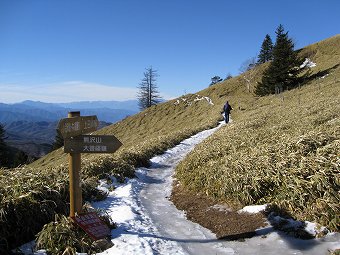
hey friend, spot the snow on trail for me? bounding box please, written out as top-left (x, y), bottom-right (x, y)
top-left (92, 121), bottom-right (340, 255)
top-left (93, 123), bottom-right (224, 255)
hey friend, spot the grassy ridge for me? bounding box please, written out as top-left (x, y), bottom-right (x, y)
top-left (175, 35), bottom-right (340, 231)
top-left (176, 78), bottom-right (339, 230)
top-left (0, 94), bottom-right (223, 251)
top-left (0, 34), bottom-right (339, 251)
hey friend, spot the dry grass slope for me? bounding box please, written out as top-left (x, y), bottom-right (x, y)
top-left (175, 34), bottom-right (340, 232)
top-left (0, 94), bottom-right (223, 251)
top-left (0, 34), bottom-right (339, 252)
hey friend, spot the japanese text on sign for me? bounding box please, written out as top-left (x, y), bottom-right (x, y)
top-left (57, 115), bottom-right (99, 138)
top-left (64, 135), bottom-right (122, 154)
top-left (83, 145), bottom-right (107, 152)
top-left (63, 121), bottom-right (80, 133)
top-left (83, 119), bottom-right (98, 131)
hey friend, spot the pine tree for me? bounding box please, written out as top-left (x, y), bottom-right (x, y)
top-left (255, 25), bottom-right (301, 96)
top-left (257, 34), bottom-right (273, 64)
top-left (0, 123), bottom-right (9, 167)
top-left (137, 67), bottom-right (162, 110)
top-left (210, 76), bottom-right (222, 86)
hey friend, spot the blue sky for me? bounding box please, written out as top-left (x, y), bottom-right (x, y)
top-left (0, 0), bottom-right (339, 103)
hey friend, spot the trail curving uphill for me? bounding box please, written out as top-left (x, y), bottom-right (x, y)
top-left (94, 122), bottom-right (339, 255)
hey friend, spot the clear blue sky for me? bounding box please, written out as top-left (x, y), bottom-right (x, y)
top-left (0, 0), bottom-right (339, 103)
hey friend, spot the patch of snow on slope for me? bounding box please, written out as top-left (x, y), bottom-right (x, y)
top-left (194, 95), bottom-right (214, 105)
top-left (238, 204), bottom-right (267, 214)
top-left (17, 122), bottom-right (340, 255)
top-left (174, 94), bottom-right (214, 106)
top-left (300, 58), bottom-right (316, 68)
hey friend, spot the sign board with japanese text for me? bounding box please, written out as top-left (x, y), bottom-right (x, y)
top-left (64, 135), bottom-right (122, 153)
top-left (61, 112), bottom-right (123, 219)
top-left (57, 115), bottom-right (99, 138)
top-left (72, 212), bottom-right (111, 240)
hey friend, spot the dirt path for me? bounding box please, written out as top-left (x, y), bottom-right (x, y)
top-left (136, 123), bottom-right (339, 255)
top-left (171, 183), bottom-right (266, 240)
top-left (91, 122), bottom-right (339, 255)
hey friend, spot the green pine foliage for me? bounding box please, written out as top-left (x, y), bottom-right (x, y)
top-left (256, 25), bottom-right (302, 96)
top-left (257, 34), bottom-right (273, 64)
top-left (210, 76), bottom-right (223, 86)
top-left (0, 34), bottom-right (339, 253)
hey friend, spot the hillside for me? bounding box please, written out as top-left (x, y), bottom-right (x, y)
top-left (0, 100), bottom-right (138, 158)
top-left (0, 35), bottom-right (339, 253)
top-left (5, 120), bottom-right (111, 158)
top-left (173, 34), bottom-right (340, 231)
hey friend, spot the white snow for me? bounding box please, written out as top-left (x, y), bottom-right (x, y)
top-left (194, 95), bottom-right (214, 105)
top-left (174, 95), bottom-right (214, 106)
top-left (304, 221), bottom-right (327, 237)
top-left (174, 97), bottom-right (188, 105)
top-left (18, 121), bottom-right (340, 255)
top-left (267, 213), bottom-right (330, 238)
top-left (238, 204), bottom-right (267, 214)
top-left (300, 58), bottom-right (316, 69)
top-left (92, 121), bottom-right (340, 255)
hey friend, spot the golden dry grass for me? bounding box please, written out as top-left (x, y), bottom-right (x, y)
top-left (0, 34), bottom-right (339, 253)
top-left (176, 79), bottom-right (339, 230)
top-left (175, 35), bottom-right (340, 232)
top-left (0, 94), bottom-right (223, 252)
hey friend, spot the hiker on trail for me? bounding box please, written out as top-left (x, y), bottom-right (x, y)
top-left (223, 101), bottom-right (232, 123)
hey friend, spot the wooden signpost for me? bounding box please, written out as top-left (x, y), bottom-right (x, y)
top-left (58, 111), bottom-right (122, 240)
top-left (58, 115), bottom-right (99, 139)
top-left (64, 135), bottom-right (122, 154)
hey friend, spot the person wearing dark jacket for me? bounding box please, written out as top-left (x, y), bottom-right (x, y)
top-left (223, 101), bottom-right (232, 123)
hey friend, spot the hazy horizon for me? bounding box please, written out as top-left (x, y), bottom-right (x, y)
top-left (1, 0), bottom-right (339, 103)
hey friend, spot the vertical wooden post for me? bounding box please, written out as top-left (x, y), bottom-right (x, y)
top-left (68, 111), bottom-right (82, 217)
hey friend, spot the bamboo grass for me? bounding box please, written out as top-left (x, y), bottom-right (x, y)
top-left (0, 34), bottom-right (339, 253)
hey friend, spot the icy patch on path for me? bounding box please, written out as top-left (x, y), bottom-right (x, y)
top-left (93, 122), bottom-right (225, 255)
top-left (93, 172), bottom-right (187, 255)
top-left (18, 120), bottom-right (340, 255)
top-left (93, 120), bottom-right (339, 255)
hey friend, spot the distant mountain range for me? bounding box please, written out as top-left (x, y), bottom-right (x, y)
top-left (1, 100), bottom-right (140, 158)
top-left (0, 100), bottom-right (139, 123)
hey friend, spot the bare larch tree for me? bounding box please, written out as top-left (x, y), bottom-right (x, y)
top-left (137, 67), bottom-right (162, 110)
